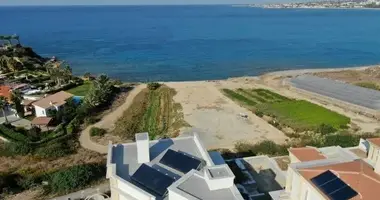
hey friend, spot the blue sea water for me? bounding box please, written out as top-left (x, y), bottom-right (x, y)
top-left (2, 6), bottom-right (380, 81)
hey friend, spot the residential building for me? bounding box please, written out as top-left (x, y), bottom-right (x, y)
top-left (106, 132), bottom-right (244, 200)
top-left (270, 138), bottom-right (380, 200)
top-left (32, 91), bottom-right (73, 117)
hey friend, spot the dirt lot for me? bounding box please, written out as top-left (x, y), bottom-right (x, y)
top-left (165, 81), bottom-right (288, 150)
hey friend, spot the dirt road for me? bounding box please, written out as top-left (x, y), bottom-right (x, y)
top-left (79, 84), bottom-right (146, 154)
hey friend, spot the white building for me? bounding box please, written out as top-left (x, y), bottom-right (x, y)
top-left (270, 139), bottom-right (380, 200)
top-left (106, 132), bottom-right (245, 200)
top-left (32, 91), bottom-right (73, 117)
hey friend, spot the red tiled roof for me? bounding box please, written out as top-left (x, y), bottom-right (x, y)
top-left (299, 160), bottom-right (380, 200)
top-left (367, 138), bottom-right (380, 148)
top-left (289, 147), bottom-right (326, 162)
top-left (0, 86), bottom-right (11, 101)
top-left (31, 117), bottom-right (52, 125)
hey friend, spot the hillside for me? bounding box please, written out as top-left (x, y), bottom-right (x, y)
top-left (0, 44), bottom-right (48, 73)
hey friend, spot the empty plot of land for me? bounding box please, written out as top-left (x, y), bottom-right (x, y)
top-left (166, 81), bottom-right (287, 150)
top-left (222, 88), bottom-right (350, 132)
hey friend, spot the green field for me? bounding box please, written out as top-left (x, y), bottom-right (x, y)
top-left (112, 85), bottom-right (188, 139)
top-left (66, 81), bottom-right (92, 96)
top-left (222, 88), bottom-right (350, 132)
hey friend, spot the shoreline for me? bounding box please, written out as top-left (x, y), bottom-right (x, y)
top-left (162, 64), bottom-right (379, 84)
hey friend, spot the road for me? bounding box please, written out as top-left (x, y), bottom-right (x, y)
top-left (79, 84), bottom-right (145, 154)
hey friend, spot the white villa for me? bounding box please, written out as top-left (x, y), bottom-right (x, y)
top-left (32, 91), bottom-right (73, 117)
top-left (106, 132), bottom-right (245, 200)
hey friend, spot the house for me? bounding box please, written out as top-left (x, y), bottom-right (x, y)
top-left (32, 91), bottom-right (73, 117)
top-left (270, 138), bottom-right (380, 200)
top-left (106, 132), bottom-right (245, 200)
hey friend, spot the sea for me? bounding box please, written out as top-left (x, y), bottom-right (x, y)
top-left (2, 5), bottom-right (380, 81)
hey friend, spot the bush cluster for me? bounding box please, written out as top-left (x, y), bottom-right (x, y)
top-left (147, 82), bottom-right (161, 90)
top-left (90, 127), bottom-right (107, 137)
top-left (45, 163), bottom-right (106, 194)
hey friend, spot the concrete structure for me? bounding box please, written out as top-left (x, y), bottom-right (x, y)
top-left (32, 91), bottom-right (73, 117)
top-left (270, 138), bottom-right (380, 200)
top-left (106, 132), bottom-right (244, 200)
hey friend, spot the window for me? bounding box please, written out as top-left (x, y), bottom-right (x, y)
top-left (42, 110), bottom-right (45, 115)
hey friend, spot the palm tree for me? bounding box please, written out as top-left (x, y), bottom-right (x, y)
top-left (0, 96), bottom-right (9, 124)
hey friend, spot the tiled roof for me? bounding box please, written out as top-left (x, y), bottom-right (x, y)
top-left (367, 138), bottom-right (380, 148)
top-left (299, 160), bottom-right (380, 200)
top-left (32, 91), bottom-right (73, 109)
top-left (31, 117), bottom-right (52, 125)
top-left (289, 147), bottom-right (326, 162)
top-left (0, 86), bottom-right (11, 101)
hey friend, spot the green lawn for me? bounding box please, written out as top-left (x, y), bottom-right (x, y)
top-left (66, 81), bottom-right (92, 96)
top-left (222, 88), bottom-right (350, 132)
top-left (259, 100), bottom-right (350, 131)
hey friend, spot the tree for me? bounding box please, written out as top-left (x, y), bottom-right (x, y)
top-left (84, 74), bottom-right (114, 108)
top-left (10, 90), bottom-right (24, 118)
top-left (0, 96), bottom-right (9, 124)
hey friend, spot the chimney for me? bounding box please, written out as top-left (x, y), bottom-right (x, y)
top-left (49, 101), bottom-right (53, 106)
top-left (204, 165), bottom-right (235, 190)
top-left (135, 132), bottom-right (150, 163)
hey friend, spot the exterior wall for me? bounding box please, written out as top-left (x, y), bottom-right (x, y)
top-left (113, 176), bottom-right (155, 200)
top-left (368, 144), bottom-right (380, 163)
top-left (286, 167), bottom-right (327, 200)
top-left (168, 190), bottom-right (189, 200)
top-left (34, 105), bottom-right (47, 117)
top-left (289, 152), bottom-right (300, 163)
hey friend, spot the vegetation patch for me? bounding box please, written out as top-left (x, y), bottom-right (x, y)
top-left (66, 81), bottom-right (93, 96)
top-left (112, 85), bottom-right (187, 140)
top-left (354, 82), bottom-right (380, 91)
top-left (222, 88), bottom-right (350, 132)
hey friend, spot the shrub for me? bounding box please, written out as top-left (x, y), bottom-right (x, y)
top-left (255, 110), bottom-right (264, 117)
top-left (235, 140), bottom-right (289, 157)
top-left (0, 124), bottom-right (29, 142)
top-left (46, 163), bottom-right (106, 194)
top-left (316, 123), bottom-right (337, 135)
top-left (84, 116), bottom-right (98, 126)
top-left (147, 82), bottom-right (161, 90)
top-left (34, 141), bottom-right (73, 159)
top-left (3, 142), bottom-right (32, 156)
top-left (67, 117), bottom-right (81, 134)
top-left (90, 127), bottom-right (106, 137)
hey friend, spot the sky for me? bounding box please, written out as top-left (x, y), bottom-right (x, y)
top-left (0, 0), bottom-right (292, 6)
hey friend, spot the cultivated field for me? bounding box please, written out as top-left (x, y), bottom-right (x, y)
top-left (222, 88), bottom-right (350, 132)
top-left (112, 85), bottom-right (187, 140)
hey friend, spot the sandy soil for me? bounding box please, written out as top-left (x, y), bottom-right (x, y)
top-left (165, 81), bottom-right (288, 150)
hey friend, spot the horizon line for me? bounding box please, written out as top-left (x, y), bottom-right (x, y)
top-left (0, 4), bottom-right (257, 7)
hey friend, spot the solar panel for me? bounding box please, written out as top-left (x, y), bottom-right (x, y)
top-left (311, 170), bottom-right (358, 200)
top-left (159, 149), bottom-right (202, 173)
top-left (131, 164), bottom-right (175, 196)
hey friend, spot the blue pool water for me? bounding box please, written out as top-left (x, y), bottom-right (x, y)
top-left (2, 6), bottom-right (380, 81)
